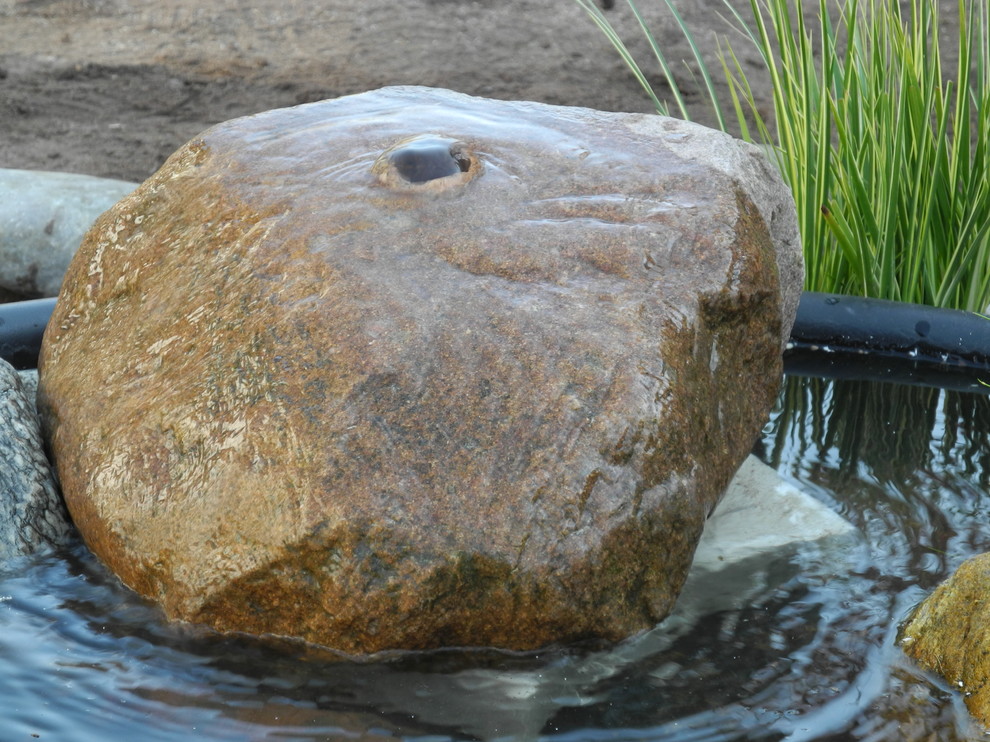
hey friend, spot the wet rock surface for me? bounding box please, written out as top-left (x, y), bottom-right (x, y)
top-left (0, 363), bottom-right (72, 564)
top-left (0, 169), bottom-right (136, 298)
top-left (901, 552), bottom-right (990, 727)
top-left (39, 86), bottom-right (801, 654)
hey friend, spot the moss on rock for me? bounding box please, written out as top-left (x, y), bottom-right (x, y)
top-left (901, 552), bottom-right (990, 727)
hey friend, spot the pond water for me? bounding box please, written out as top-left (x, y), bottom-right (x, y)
top-left (3, 374), bottom-right (989, 741)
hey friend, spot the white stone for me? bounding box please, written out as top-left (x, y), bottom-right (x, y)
top-left (693, 454), bottom-right (855, 572)
top-left (0, 168), bottom-right (136, 297)
top-left (669, 454), bottom-right (859, 622)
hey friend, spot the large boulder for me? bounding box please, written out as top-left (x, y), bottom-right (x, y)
top-left (0, 363), bottom-right (72, 563)
top-left (38, 86), bottom-right (801, 654)
top-left (0, 168), bottom-right (137, 298)
top-left (901, 553), bottom-right (990, 727)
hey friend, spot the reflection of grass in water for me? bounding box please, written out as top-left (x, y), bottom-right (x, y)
top-left (576, 0), bottom-right (990, 311)
top-left (764, 375), bottom-right (990, 611)
top-left (766, 375), bottom-right (937, 485)
top-left (765, 375), bottom-right (990, 491)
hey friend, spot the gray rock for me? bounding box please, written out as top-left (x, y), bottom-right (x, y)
top-left (17, 368), bottom-right (38, 402)
top-left (0, 360), bottom-right (71, 562)
top-left (0, 168), bottom-right (137, 298)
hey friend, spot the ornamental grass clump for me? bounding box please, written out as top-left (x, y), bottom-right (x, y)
top-left (576, 0), bottom-right (990, 311)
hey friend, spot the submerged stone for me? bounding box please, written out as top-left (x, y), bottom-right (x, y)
top-left (901, 552), bottom-right (990, 727)
top-left (39, 86), bottom-right (802, 654)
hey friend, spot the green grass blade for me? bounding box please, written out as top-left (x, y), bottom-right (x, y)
top-left (572, 0), bottom-right (669, 115)
top-left (576, 0), bottom-right (990, 310)
top-left (662, 0), bottom-right (728, 131)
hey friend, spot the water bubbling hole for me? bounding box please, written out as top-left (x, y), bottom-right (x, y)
top-left (388, 139), bottom-right (470, 183)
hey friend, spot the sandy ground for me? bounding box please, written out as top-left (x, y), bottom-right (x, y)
top-left (0, 0), bottom-right (785, 183)
top-left (0, 0), bottom-right (966, 184)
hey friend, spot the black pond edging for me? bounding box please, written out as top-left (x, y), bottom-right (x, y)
top-left (786, 292), bottom-right (990, 393)
top-left (0, 297), bottom-right (56, 371)
top-left (3, 292), bottom-right (990, 392)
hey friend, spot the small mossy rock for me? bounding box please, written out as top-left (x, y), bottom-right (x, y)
top-left (901, 552), bottom-right (990, 727)
top-left (38, 86), bottom-right (801, 654)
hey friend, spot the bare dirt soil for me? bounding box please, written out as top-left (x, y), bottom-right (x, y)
top-left (0, 1), bottom-right (964, 184)
top-left (0, 0), bottom-right (781, 183)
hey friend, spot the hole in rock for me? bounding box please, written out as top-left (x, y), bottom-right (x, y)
top-left (388, 139), bottom-right (470, 183)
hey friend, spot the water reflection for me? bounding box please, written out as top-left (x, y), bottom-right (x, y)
top-left (2, 375), bottom-right (990, 741)
top-left (768, 377), bottom-right (990, 590)
top-left (769, 375), bottom-right (990, 490)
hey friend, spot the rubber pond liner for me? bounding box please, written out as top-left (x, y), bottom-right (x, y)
top-left (786, 292), bottom-right (990, 392)
top-left (0, 297), bottom-right (55, 371)
top-left (2, 293), bottom-right (990, 739)
top-left (6, 292), bottom-right (990, 382)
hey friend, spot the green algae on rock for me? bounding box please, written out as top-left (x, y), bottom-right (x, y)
top-left (38, 86), bottom-right (801, 654)
top-left (901, 552), bottom-right (990, 728)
